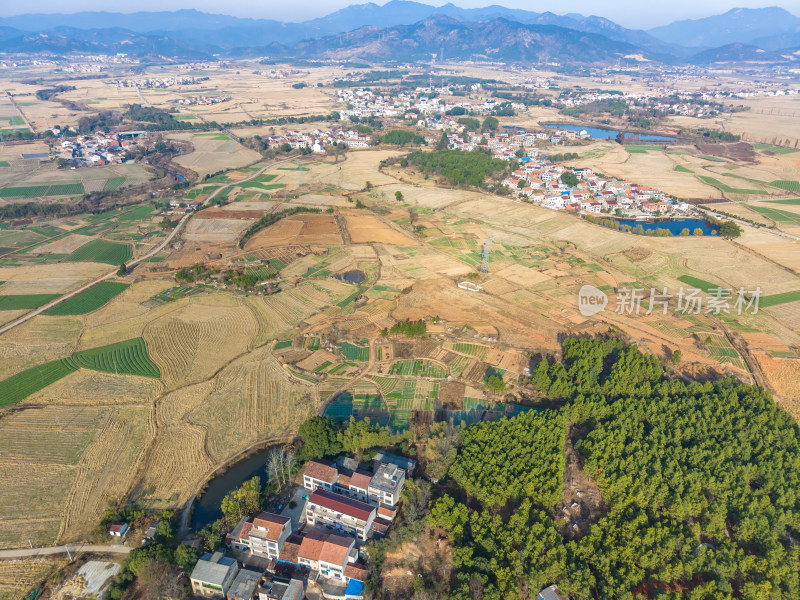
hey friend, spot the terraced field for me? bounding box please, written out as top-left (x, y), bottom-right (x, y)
top-left (72, 338), bottom-right (160, 378)
top-left (43, 281), bottom-right (129, 316)
top-left (389, 359), bottom-right (448, 378)
top-left (340, 342), bottom-right (369, 361)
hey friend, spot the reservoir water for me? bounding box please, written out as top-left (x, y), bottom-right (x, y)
top-left (544, 123), bottom-right (676, 142)
top-left (616, 218), bottom-right (717, 236)
top-left (192, 446), bottom-right (274, 530)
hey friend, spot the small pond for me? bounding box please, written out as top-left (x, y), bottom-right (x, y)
top-left (334, 270), bottom-right (366, 284)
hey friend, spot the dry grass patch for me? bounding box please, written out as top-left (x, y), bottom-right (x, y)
top-left (144, 296), bottom-right (257, 389)
top-left (59, 405), bottom-right (152, 541)
top-left (345, 214), bottom-right (417, 244)
top-left (0, 315), bottom-right (81, 380)
top-left (188, 349), bottom-right (317, 462)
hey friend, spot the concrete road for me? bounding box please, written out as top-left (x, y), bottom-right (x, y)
top-left (0, 544), bottom-right (132, 559)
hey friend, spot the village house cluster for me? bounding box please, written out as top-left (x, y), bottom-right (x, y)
top-left (337, 87), bottom-right (521, 122)
top-left (53, 131), bottom-right (142, 165)
top-left (114, 76), bottom-right (208, 88)
top-left (189, 452), bottom-right (416, 600)
top-left (265, 128), bottom-right (372, 152)
top-left (174, 95), bottom-right (232, 105)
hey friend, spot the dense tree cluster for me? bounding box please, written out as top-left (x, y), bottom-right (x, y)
top-left (448, 409), bottom-right (566, 508)
top-left (404, 150), bottom-right (509, 188)
top-left (389, 319), bottom-right (427, 337)
top-left (425, 338), bottom-right (800, 599)
top-left (379, 130), bottom-right (426, 146)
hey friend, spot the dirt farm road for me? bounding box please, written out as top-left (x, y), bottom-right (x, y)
top-left (0, 155), bottom-right (299, 338)
top-left (0, 544), bottom-right (132, 559)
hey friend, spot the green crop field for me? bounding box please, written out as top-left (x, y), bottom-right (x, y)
top-left (674, 165), bottom-right (693, 173)
top-left (0, 293), bottom-right (60, 310)
top-left (274, 340), bottom-right (293, 350)
top-left (677, 275), bottom-right (724, 293)
top-left (760, 290), bottom-right (800, 308)
top-left (769, 180), bottom-right (800, 193)
top-left (118, 205), bottom-right (154, 221)
top-left (389, 359), bottom-right (447, 378)
top-left (754, 143), bottom-right (798, 155)
top-left (768, 198), bottom-right (800, 206)
top-left (72, 337), bottom-right (160, 378)
top-left (43, 281), bottom-right (129, 316)
top-left (698, 176), bottom-right (762, 195)
top-left (747, 205), bottom-right (800, 225)
top-left (452, 343), bottom-right (488, 360)
top-left (67, 239), bottom-right (132, 265)
top-left (449, 355), bottom-right (472, 377)
top-left (340, 342), bottom-right (369, 361)
top-left (625, 146), bottom-right (661, 153)
top-left (0, 358), bottom-right (79, 407)
top-left (0, 116), bottom-right (25, 126)
top-left (0, 183), bottom-right (85, 198)
top-left (0, 161), bottom-right (9, 167)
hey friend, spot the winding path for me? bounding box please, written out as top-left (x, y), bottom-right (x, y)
top-left (0, 155), bottom-right (298, 338)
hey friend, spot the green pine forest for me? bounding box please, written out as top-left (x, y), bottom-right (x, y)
top-left (421, 337), bottom-right (800, 600)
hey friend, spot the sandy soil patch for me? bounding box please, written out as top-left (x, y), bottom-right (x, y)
top-left (185, 217), bottom-right (252, 242)
top-left (345, 214), bottom-right (417, 245)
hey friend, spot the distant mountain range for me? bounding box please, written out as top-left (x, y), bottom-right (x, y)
top-left (0, 2), bottom-right (798, 65)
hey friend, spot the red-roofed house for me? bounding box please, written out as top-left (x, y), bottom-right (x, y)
top-left (302, 460), bottom-right (338, 492)
top-left (297, 532), bottom-right (356, 580)
top-left (227, 512), bottom-right (291, 559)
top-left (305, 489), bottom-right (376, 540)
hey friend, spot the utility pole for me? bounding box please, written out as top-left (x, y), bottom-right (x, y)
top-left (65, 545), bottom-right (72, 561)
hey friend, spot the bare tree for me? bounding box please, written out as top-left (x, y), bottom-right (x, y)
top-left (284, 449), bottom-right (297, 484)
top-left (267, 447), bottom-right (287, 486)
top-left (138, 559), bottom-right (187, 600)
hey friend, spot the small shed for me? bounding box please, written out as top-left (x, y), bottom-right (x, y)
top-left (109, 522), bottom-right (128, 537)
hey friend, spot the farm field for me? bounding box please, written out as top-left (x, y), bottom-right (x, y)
top-left (43, 281), bottom-right (129, 315)
top-left (2, 64), bottom-right (800, 558)
top-left (66, 240), bottom-right (132, 265)
top-left (171, 132), bottom-right (262, 177)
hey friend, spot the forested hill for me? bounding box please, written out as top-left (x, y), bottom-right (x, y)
top-left (427, 337), bottom-right (800, 599)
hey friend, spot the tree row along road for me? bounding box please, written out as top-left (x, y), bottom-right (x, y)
top-left (0, 544), bottom-right (131, 559)
top-left (0, 155), bottom-right (300, 338)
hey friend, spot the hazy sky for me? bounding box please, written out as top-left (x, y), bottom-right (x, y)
top-left (1, 0), bottom-right (799, 29)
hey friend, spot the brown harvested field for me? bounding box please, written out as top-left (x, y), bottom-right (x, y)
top-left (287, 194), bottom-right (352, 208)
top-left (198, 207), bottom-right (268, 219)
top-left (754, 353), bottom-right (800, 418)
top-left (31, 234), bottom-right (95, 255)
top-left (0, 558), bottom-right (66, 597)
top-left (187, 349), bottom-right (317, 464)
top-left (170, 132), bottom-right (261, 178)
top-left (185, 216), bottom-right (253, 242)
top-left (311, 150), bottom-right (402, 191)
top-left (345, 214), bottom-right (417, 245)
top-left (0, 262), bottom-right (110, 294)
top-left (296, 349), bottom-right (339, 371)
top-left (143, 296), bottom-right (258, 389)
top-left (24, 371), bottom-right (163, 407)
top-left (245, 213), bottom-right (342, 249)
top-left (59, 405), bottom-right (153, 541)
top-left (0, 315), bottom-right (81, 380)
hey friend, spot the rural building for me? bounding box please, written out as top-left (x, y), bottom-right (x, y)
top-left (537, 584), bottom-right (569, 600)
top-left (227, 568), bottom-right (263, 600)
top-left (296, 531), bottom-right (357, 581)
top-left (189, 551), bottom-right (240, 598)
top-left (258, 577), bottom-right (305, 600)
top-left (301, 454), bottom-right (411, 511)
top-left (108, 522), bottom-right (128, 537)
top-left (229, 512), bottom-right (292, 559)
top-left (367, 463), bottom-right (405, 508)
top-left (304, 489), bottom-right (376, 540)
top-left (302, 460), bottom-right (338, 491)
